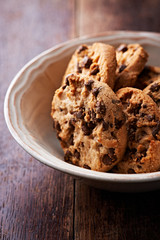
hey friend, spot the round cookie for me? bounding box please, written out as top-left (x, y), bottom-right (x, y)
top-left (143, 79), bottom-right (160, 108)
top-left (114, 44), bottom-right (148, 91)
top-left (62, 42), bottom-right (117, 89)
top-left (51, 74), bottom-right (127, 172)
top-left (112, 87), bottom-right (160, 174)
top-left (135, 65), bottom-right (160, 90)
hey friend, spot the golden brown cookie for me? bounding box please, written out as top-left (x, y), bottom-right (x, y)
top-left (143, 78), bottom-right (160, 108)
top-left (112, 87), bottom-right (160, 174)
top-left (62, 42), bottom-right (117, 89)
top-left (51, 74), bottom-right (127, 172)
top-left (135, 65), bottom-right (160, 90)
top-left (114, 44), bottom-right (148, 91)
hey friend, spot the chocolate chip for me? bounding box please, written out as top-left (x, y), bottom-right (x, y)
top-left (102, 121), bottom-right (109, 131)
top-left (111, 131), bottom-right (117, 139)
top-left (65, 75), bottom-right (70, 85)
top-left (91, 110), bottom-right (96, 120)
top-left (92, 87), bottom-right (100, 97)
top-left (115, 118), bottom-right (124, 129)
top-left (140, 112), bottom-right (146, 117)
top-left (68, 134), bottom-right (74, 146)
top-left (64, 150), bottom-right (72, 162)
top-left (102, 154), bottom-right (113, 165)
top-left (74, 109), bottom-right (84, 119)
top-left (150, 83), bottom-right (160, 92)
top-left (119, 64), bottom-right (127, 73)
top-left (55, 122), bottom-right (61, 132)
top-left (77, 62), bottom-right (82, 73)
top-left (137, 165), bottom-right (142, 169)
top-left (139, 148), bottom-right (147, 157)
top-left (152, 121), bottom-right (160, 139)
top-left (82, 56), bottom-right (92, 69)
top-left (108, 148), bottom-right (117, 161)
top-left (96, 101), bottom-right (106, 115)
top-left (56, 133), bottom-right (61, 141)
top-left (128, 102), bottom-right (141, 115)
top-left (128, 168), bottom-right (136, 174)
top-left (127, 119), bottom-right (137, 141)
top-left (110, 123), bottom-right (113, 128)
top-left (96, 118), bottom-right (103, 122)
top-left (82, 122), bottom-right (93, 135)
top-left (69, 119), bottom-right (75, 131)
top-left (88, 121), bottom-right (96, 130)
top-left (88, 109), bottom-right (97, 122)
top-left (85, 80), bottom-right (94, 91)
top-left (130, 148), bottom-right (137, 154)
top-left (117, 44), bottom-right (128, 53)
top-left (141, 130), bottom-right (147, 136)
top-left (112, 99), bottom-right (121, 104)
top-left (146, 115), bottom-right (155, 121)
top-left (77, 45), bottom-right (88, 54)
top-left (83, 164), bottom-right (91, 169)
top-left (142, 104), bottom-right (147, 108)
top-left (136, 156), bottom-right (142, 163)
top-left (90, 65), bottom-right (99, 75)
top-left (109, 148), bottom-right (115, 156)
top-left (62, 85), bottom-right (67, 90)
top-left (80, 142), bottom-right (84, 147)
top-left (74, 149), bottom-right (80, 159)
top-left (148, 93), bottom-right (155, 102)
top-left (98, 143), bottom-right (103, 147)
top-left (156, 100), bottom-right (160, 106)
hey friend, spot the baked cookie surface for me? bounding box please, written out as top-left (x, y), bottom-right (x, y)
top-left (135, 65), bottom-right (160, 90)
top-left (143, 79), bottom-right (160, 108)
top-left (112, 87), bottom-right (160, 173)
top-left (51, 74), bottom-right (127, 172)
top-left (62, 42), bottom-right (117, 89)
top-left (114, 44), bottom-right (148, 91)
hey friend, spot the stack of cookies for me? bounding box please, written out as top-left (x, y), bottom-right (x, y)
top-left (51, 42), bottom-right (160, 174)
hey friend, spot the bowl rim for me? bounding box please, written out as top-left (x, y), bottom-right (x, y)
top-left (4, 30), bottom-right (160, 184)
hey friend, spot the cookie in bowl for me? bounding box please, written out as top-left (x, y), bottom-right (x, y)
top-left (112, 87), bottom-right (160, 174)
top-left (51, 74), bottom-right (127, 172)
top-left (62, 42), bottom-right (117, 89)
top-left (114, 43), bottom-right (148, 90)
top-left (135, 65), bottom-right (160, 90)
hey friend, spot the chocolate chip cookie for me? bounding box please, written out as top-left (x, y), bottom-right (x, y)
top-left (135, 65), bottom-right (160, 90)
top-left (62, 42), bottom-right (117, 89)
top-left (114, 44), bottom-right (148, 91)
top-left (112, 87), bottom-right (160, 173)
top-left (51, 74), bottom-right (127, 172)
top-left (143, 79), bottom-right (160, 108)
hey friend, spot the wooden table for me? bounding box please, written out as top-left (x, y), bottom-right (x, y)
top-left (1, 1), bottom-right (160, 239)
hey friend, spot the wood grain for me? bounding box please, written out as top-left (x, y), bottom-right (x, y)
top-left (76, 0), bottom-right (160, 36)
top-left (0, 1), bottom-right (75, 239)
top-left (74, 184), bottom-right (160, 240)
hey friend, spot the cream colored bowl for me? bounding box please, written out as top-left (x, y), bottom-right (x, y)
top-left (4, 31), bottom-right (160, 192)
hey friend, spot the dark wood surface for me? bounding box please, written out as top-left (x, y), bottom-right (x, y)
top-left (0, 0), bottom-right (160, 239)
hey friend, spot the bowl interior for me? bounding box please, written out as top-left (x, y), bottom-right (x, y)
top-left (5, 32), bottom-right (160, 187)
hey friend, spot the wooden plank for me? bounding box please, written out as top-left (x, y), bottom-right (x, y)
top-left (0, 0), bottom-right (75, 239)
top-left (74, 0), bottom-right (160, 239)
top-left (76, 0), bottom-right (160, 36)
top-left (74, 184), bottom-right (160, 240)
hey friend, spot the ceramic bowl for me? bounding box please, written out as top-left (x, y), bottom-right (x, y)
top-left (4, 31), bottom-right (160, 192)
